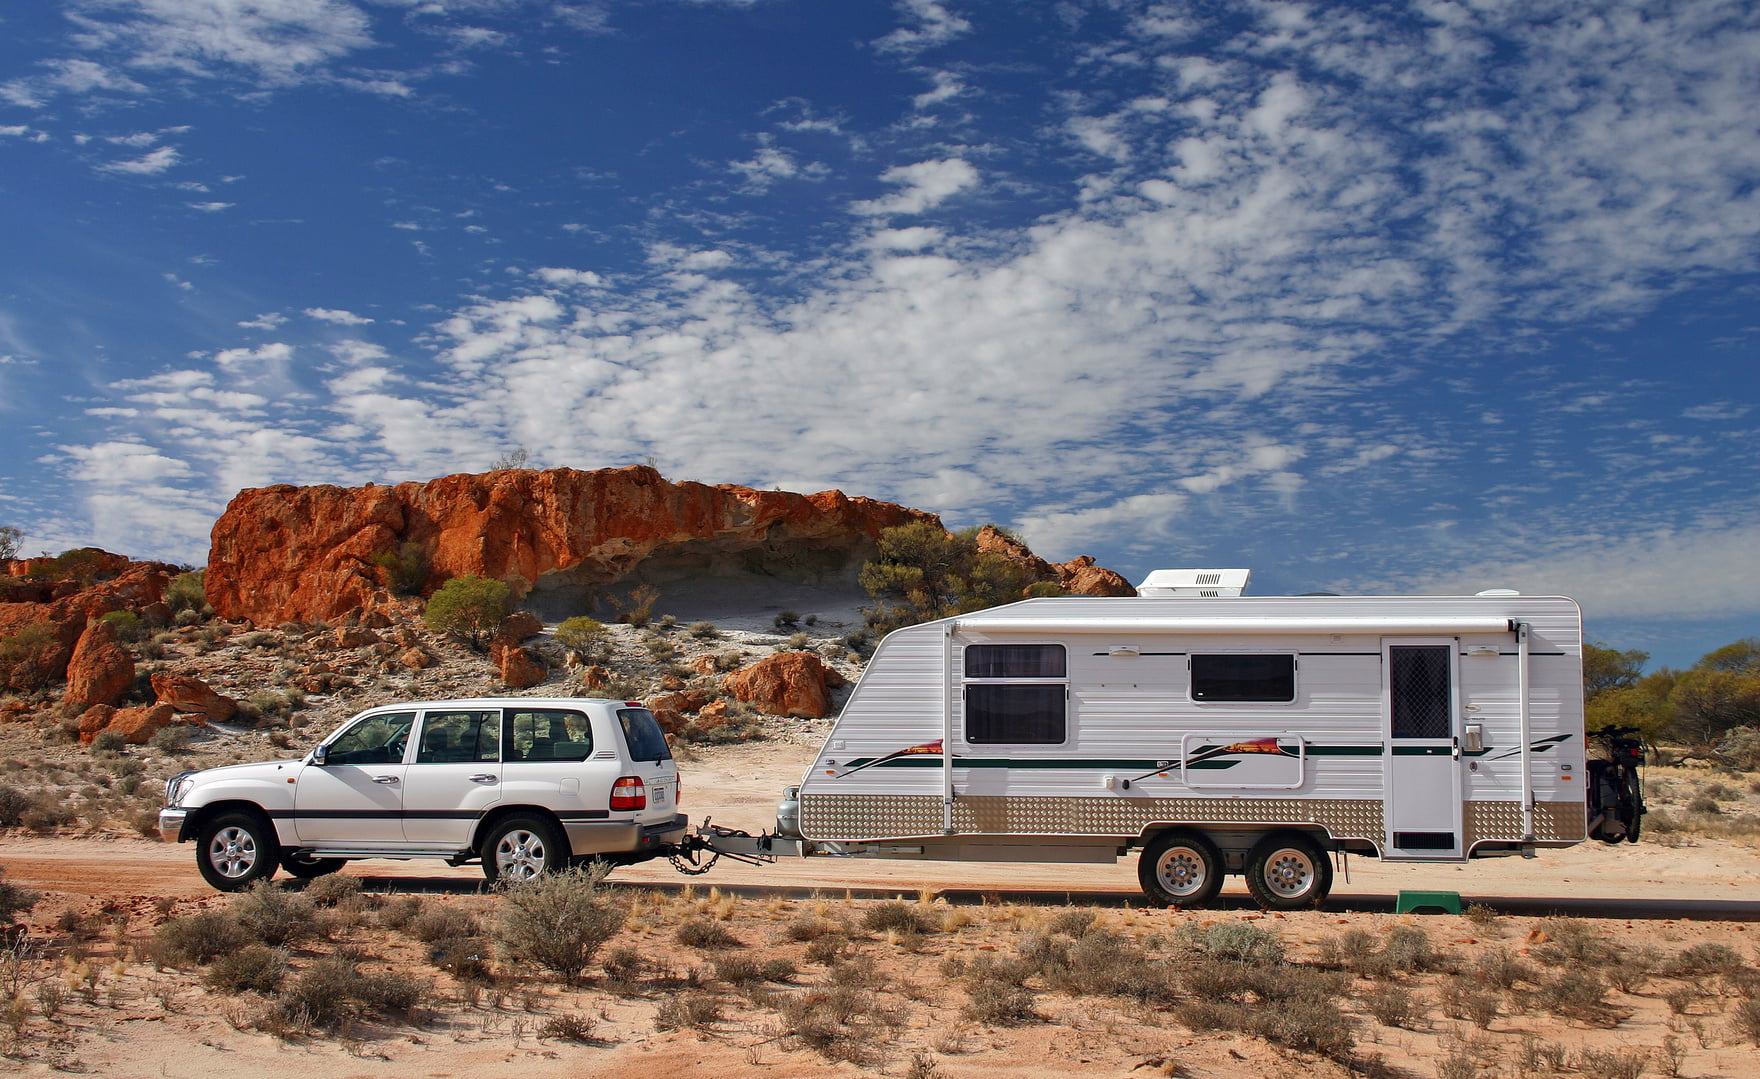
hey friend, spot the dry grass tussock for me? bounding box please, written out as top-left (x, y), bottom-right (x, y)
top-left (3, 871), bottom-right (1757, 1078)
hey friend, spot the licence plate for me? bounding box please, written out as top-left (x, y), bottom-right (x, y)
top-left (653, 786), bottom-right (668, 804)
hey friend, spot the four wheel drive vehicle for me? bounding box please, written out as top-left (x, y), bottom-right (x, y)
top-left (161, 697), bottom-right (687, 891)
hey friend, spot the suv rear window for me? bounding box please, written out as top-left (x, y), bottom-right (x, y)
top-left (616, 707), bottom-right (672, 762)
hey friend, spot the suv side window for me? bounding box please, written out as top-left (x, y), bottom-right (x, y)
top-left (326, 711), bottom-right (416, 765)
top-left (507, 709), bottom-right (594, 762)
top-left (414, 710), bottom-right (500, 763)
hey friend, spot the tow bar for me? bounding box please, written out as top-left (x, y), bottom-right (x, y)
top-left (666, 820), bottom-right (806, 877)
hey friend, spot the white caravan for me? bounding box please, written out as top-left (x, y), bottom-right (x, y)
top-left (709, 572), bottom-right (1589, 909)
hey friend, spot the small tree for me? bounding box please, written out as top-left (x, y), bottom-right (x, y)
top-left (164, 570), bottom-right (211, 618)
top-left (858, 521), bottom-right (1050, 633)
top-left (424, 575), bottom-right (513, 650)
top-left (0, 525), bottom-right (19, 561)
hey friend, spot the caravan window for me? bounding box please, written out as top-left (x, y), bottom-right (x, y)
top-left (1190, 653), bottom-right (1296, 702)
top-left (963, 643), bottom-right (1067, 744)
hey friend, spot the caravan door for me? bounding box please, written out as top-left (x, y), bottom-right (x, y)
top-left (1382, 638), bottom-right (1464, 858)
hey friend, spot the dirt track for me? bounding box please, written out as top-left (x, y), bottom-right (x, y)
top-left (6, 740), bottom-right (1757, 917)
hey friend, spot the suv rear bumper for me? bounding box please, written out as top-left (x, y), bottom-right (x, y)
top-left (563, 813), bottom-right (688, 857)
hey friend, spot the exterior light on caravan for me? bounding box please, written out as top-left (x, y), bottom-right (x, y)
top-left (1109, 645), bottom-right (1141, 658)
top-left (1466, 645), bottom-right (1501, 657)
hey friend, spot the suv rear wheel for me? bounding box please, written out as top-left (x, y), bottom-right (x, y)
top-left (481, 815), bottom-right (567, 882)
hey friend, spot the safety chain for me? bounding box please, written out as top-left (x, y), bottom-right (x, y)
top-left (668, 848), bottom-right (721, 876)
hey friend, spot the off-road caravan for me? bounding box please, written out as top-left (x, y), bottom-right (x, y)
top-left (721, 571), bottom-right (1590, 910)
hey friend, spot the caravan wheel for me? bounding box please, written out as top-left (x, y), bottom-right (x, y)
top-left (1243, 832), bottom-right (1331, 910)
top-left (1138, 830), bottom-right (1224, 907)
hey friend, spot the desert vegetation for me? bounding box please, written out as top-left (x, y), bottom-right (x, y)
top-left (1, 864), bottom-right (1757, 1076)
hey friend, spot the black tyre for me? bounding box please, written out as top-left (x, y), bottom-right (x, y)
top-left (281, 852), bottom-right (348, 879)
top-left (1137, 829), bottom-right (1224, 907)
top-left (196, 811), bottom-right (279, 892)
top-left (1243, 832), bottom-right (1332, 911)
top-left (481, 815), bottom-right (567, 883)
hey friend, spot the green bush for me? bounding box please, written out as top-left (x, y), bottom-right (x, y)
top-left (555, 616), bottom-right (610, 661)
top-left (370, 541), bottom-right (427, 596)
top-left (152, 911), bottom-right (249, 967)
top-left (99, 610), bottom-right (147, 643)
top-left (234, 880), bottom-right (318, 947)
top-left (164, 571), bottom-right (211, 618)
top-left (493, 863), bottom-right (624, 983)
top-left (423, 575), bottom-right (513, 648)
top-left (858, 522), bottom-right (1056, 633)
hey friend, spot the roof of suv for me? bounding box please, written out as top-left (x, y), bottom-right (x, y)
top-left (354, 697), bottom-right (649, 712)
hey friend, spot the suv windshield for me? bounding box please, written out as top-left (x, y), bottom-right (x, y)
top-left (616, 707), bottom-right (672, 763)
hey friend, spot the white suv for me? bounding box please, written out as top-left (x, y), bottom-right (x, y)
top-left (160, 698), bottom-right (686, 891)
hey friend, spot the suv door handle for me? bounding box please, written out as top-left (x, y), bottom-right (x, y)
top-left (373, 775), bottom-right (400, 785)
top-left (469, 774), bottom-right (498, 784)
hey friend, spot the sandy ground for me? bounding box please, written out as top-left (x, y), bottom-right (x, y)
top-left (3, 738), bottom-right (1759, 1078)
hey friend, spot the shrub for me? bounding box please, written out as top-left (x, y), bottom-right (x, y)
top-left (1360, 983), bottom-right (1425, 1028)
top-left (1733, 999), bottom-right (1760, 1045)
top-left (0, 785), bottom-right (31, 828)
top-left (280, 955), bottom-right (427, 1028)
top-left (370, 542), bottom-right (427, 595)
top-left (654, 991), bottom-right (723, 1031)
top-left (99, 610), bottom-right (147, 643)
top-left (773, 610), bottom-right (800, 629)
top-left (540, 1014), bottom-right (599, 1043)
top-left (1175, 920), bottom-right (1285, 964)
top-left (616, 585), bottom-right (659, 627)
top-left (1671, 942), bottom-right (1744, 976)
top-left (554, 616), bottom-right (610, 662)
top-left (0, 624), bottom-right (58, 691)
top-left (300, 873), bottom-right (362, 909)
top-left (1573, 1047), bottom-right (1652, 1079)
top-left (89, 730), bottom-right (125, 754)
top-left (234, 880), bottom-right (318, 947)
top-left (407, 903), bottom-right (481, 944)
top-left (165, 571), bottom-right (210, 617)
top-left (861, 900), bottom-right (937, 935)
top-left (493, 863), bottom-right (625, 983)
top-left (144, 724), bottom-right (191, 755)
top-left (688, 621), bottom-right (719, 639)
top-left (676, 918), bottom-right (742, 950)
top-left (779, 987), bottom-right (900, 1062)
top-left (423, 575), bottom-right (513, 649)
top-left (0, 867), bottom-right (40, 924)
top-left (1538, 969), bottom-right (1610, 1021)
top-left (152, 911), bottom-right (249, 967)
top-left (206, 944), bottom-right (289, 994)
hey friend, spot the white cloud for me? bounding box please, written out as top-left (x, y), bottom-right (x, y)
top-left (533, 267), bottom-right (606, 288)
top-left (304, 307), bottom-right (374, 325)
top-left (187, 201), bottom-right (233, 212)
top-left (214, 342), bottom-right (293, 366)
top-left (99, 145), bottom-right (180, 174)
top-left (875, 0), bottom-right (971, 54)
top-left (1406, 522), bottom-right (1760, 622)
top-left (850, 158), bottom-right (979, 216)
top-left (66, 0), bottom-right (375, 85)
top-left (238, 312), bottom-right (287, 329)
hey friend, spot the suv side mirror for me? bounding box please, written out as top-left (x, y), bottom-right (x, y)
top-left (310, 743), bottom-right (329, 766)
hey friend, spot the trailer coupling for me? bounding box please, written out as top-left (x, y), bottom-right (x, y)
top-left (665, 820), bottom-right (809, 877)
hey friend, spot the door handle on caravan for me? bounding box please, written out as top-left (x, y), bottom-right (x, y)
top-left (1451, 736), bottom-right (1461, 761)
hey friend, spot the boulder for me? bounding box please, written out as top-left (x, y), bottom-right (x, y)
top-left (150, 673), bottom-right (235, 723)
top-left (723, 652), bottom-right (848, 719)
top-left (64, 619), bottom-right (134, 712)
top-left (78, 704), bottom-right (118, 739)
top-left (107, 703), bottom-right (178, 745)
top-left (493, 610), bottom-right (544, 647)
top-left (649, 689), bottom-right (713, 716)
top-left (578, 665), bottom-right (611, 691)
top-left (333, 626), bottom-right (380, 649)
top-left (398, 647), bottom-right (434, 670)
top-left (494, 644), bottom-right (546, 689)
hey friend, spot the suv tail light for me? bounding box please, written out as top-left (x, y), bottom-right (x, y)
top-left (610, 776), bottom-right (646, 811)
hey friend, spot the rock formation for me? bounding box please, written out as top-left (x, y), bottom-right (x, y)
top-left (63, 619), bottom-right (135, 712)
top-left (0, 554), bottom-right (178, 692)
top-left (206, 466), bottom-right (939, 627)
top-left (150, 673), bottom-right (238, 723)
top-left (973, 525), bottom-right (1135, 597)
top-left (206, 466), bottom-right (1136, 628)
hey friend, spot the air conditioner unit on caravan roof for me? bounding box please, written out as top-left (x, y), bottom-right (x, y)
top-left (1135, 568), bottom-right (1251, 598)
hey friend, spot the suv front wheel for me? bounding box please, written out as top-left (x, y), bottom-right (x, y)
top-left (197, 810), bottom-right (279, 891)
top-left (482, 815), bottom-right (567, 882)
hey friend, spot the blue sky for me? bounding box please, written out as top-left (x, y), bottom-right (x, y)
top-left (1, 0), bottom-right (1756, 669)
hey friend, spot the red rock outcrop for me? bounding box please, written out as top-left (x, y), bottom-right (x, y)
top-left (64, 620), bottom-right (134, 712)
top-left (974, 525), bottom-right (1135, 597)
top-left (205, 467), bottom-right (939, 626)
top-left (723, 652), bottom-right (848, 719)
top-left (150, 673), bottom-right (236, 723)
top-left (0, 553), bottom-right (180, 691)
